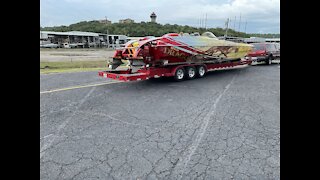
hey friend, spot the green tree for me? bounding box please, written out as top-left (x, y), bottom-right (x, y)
top-left (41, 21), bottom-right (279, 38)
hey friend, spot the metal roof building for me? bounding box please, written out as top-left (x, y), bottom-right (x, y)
top-left (243, 37), bottom-right (266, 43)
top-left (40, 31), bottom-right (100, 37)
top-left (40, 31), bottom-right (128, 48)
top-left (244, 37), bottom-right (280, 44)
top-left (266, 38), bottom-right (280, 43)
top-left (40, 31), bottom-right (103, 48)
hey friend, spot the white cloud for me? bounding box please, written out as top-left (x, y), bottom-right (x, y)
top-left (40, 0), bottom-right (280, 33)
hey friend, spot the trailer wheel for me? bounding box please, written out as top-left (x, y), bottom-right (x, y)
top-left (174, 67), bottom-right (185, 81)
top-left (186, 66), bottom-right (196, 79)
top-left (197, 66), bottom-right (206, 78)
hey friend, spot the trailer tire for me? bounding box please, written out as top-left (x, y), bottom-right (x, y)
top-left (197, 66), bottom-right (206, 78)
top-left (174, 67), bottom-right (185, 81)
top-left (186, 66), bottom-right (196, 79)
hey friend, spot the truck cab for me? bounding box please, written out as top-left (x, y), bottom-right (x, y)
top-left (247, 43), bottom-right (280, 65)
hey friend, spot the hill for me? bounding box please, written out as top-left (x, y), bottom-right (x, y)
top-left (41, 21), bottom-right (279, 38)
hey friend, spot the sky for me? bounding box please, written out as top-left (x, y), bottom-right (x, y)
top-left (40, 0), bottom-right (280, 34)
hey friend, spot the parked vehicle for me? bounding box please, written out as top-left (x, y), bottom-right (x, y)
top-left (40, 43), bottom-right (59, 48)
top-left (62, 43), bottom-right (78, 48)
top-left (247, 43), bottom-right (280, 65)
top-left (88, 42), bottom-right (97, 47)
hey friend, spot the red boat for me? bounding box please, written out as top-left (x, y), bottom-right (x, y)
top-left (99, 32), bottom-right (253, 81)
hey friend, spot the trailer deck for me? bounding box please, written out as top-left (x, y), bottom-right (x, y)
top-left (98, 59), bottom-right (252, 82)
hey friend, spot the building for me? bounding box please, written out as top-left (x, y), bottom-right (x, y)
top-left (40, 31), bottom-right (101, 48)
top-left (243, 37), bottom-right (266, 44)
top-left (150, 12), bottom-right (157, 23)
top-left (99, 19), bottom-right (112, 24)
top-left (126, 37), bottom-right (144, 41)
top-left (107, 34), bottom-right (128, 48)
top-left (243, 37), bottom-right (280, 44)
top-left (218, 36), bottom-right (245, 43)
top-left (119, 18), bottom-right (134, 24)
top-left (266, 38), bottom-right (280, 43)
top-left (98, 19), bottom-right (112, 24)
top-left (40, 31), bottom-right (129, 48)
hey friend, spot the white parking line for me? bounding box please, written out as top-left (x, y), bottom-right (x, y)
top-left (40, 134), bottom-right (53, 140)
top-left (40, 81), bottom-right (122, 94)
top-left (172, 75), bottom-right (236, 179)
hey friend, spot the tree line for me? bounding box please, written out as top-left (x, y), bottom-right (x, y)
top-left (41, 21), bottom-right (280, 38)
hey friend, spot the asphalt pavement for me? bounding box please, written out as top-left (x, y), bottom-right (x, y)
top-left (40, 64), bottom-right (280, 179)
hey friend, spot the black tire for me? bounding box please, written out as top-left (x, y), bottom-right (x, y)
top-left (186, 66), bottom-right (196, 79)
top-left (265, 55), bottom-right (272, 65)
top-left (196, 65), bottom-right (206, 78)
top-left (174, 67), bottom-right (185, 81)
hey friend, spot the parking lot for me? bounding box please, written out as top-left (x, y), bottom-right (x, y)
top-left (40, 64), bottom-right (280, 179)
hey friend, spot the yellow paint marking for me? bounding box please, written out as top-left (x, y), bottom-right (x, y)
top-left (40, 81), bottom-right (122, 94)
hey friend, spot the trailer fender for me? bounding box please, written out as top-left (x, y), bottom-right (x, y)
top-left (170, 65), bottom-right (186, 76)
top-left (197, 64), bottom-right (208, 72)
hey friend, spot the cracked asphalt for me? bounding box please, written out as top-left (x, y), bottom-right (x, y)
top-left (40, 64), bottom-right (280, 179)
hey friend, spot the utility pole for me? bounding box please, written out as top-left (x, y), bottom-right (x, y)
top-left (238, 13), bottom-right (241, 32)
top-left (244, 21), bottom-right (247, 34)
top-left (225, 18), bottom-right (229, 37)
top-left (107, 29), bottom-right (109, 48)
top-left (202, 15), bottom-right (204, 28)
top-left (205, 13), bottom-right (207, 29)
top-left (234, 16), bottom-right (236, 30)
top-left (105, 16), bottom-right (109, 24)
top-left (203, 14), bottom-right (206, 28)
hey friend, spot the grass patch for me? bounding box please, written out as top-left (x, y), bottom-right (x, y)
top-left (40, 67), bottom-right (107, 74)
top-left (40, 48), bottom-right (114, 52)
top-left (40, 61), bottom-right (108, 74)
top-left (40, 61), bottom-right (107, 69)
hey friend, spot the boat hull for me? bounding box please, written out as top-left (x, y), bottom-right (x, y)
top-left (108, 33), bottom-right (253, 70)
